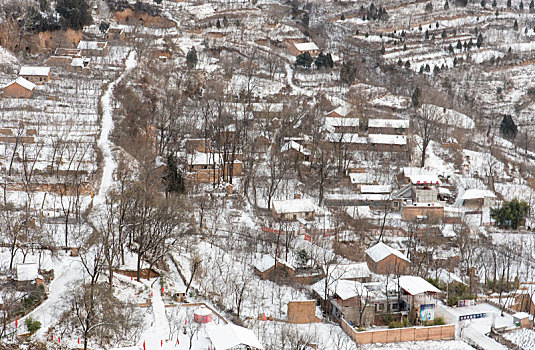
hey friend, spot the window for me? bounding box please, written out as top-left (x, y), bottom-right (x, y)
top-left (293, 214), bottom-right (297, 219)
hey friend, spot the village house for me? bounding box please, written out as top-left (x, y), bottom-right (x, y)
top-left (402, 202), bottom-right (445, 221)
top-left (461, 189), bottom-right (497, 211)
top-left (54, 48), bottom-right (82, 57)
top-left (77, 40), bottom-right (109, 56)
top-left (281, 140), bottom-right (311, 162)
top-left (206, 323), bottom-right (263, 350)
top-left (19, 66), bottom-right (51, 84)
top-left (325, 133), bottom-right (367, 151)
top-left (105, 26), bottom-right (125, 41)
top-left (330, 262), bottom-right (372, 283)
top-left (292, 41), bottom-right (320, 56)
top-left (253, 255), bottom-right (296, 281)
top-left (70, 57), bottom-right (92, 72)
top-left (312, 278), bottom-right (376, 327)
top-left (367, 134), bottom-right (407, 152)
top-left (325, 105), bottom-right (353, 118)
top-left (512, 312), bottom-right (533, 329)
top-left (367, 118), bottom-right (410, 135)
top-left (15, 263), bottom-right (43, 290)
top-left (365, 242), bottom-right (410, 275)
top-left (398, 276), bottom-right (441, 321)
top-left (185, 151), bottom-right (242, 185)
top-left (323, 116), bottom-right (360, 134)
top-left (393, 169), bottom-right (441, 209)
top-left (272, 198), bottom-right (315, 221)
top-left (1, 77), bottom-right (36, 98)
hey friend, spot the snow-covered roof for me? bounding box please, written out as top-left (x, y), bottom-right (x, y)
top-left (77, 40), bottom-right (108, 50)
top-left (330, 262), bottom-right (371, 280)
top-left (324, 117), bottom-right (360, 128)
top-left (312, 278), bottom-right (367, 300)
top-left (187, 152), bottom-right (219, 165)
top-left (281, 140), bottom-right (310, 155)
top-left (438, 187), bottom-right (452, 196)
top-left (206, 324), bottom-right (263, 350)
top-left (409, 174), bottom-right (441, 185)
top-left (398, 276), bottom-right (441, 295)
top-left (2, 77), bottom-right (36, 91)
top-left (16, 263), bottom-right (38, 282)
top-left (253, 255), bottom-right (275, 273)
top-left (272, 198), bottom-right (315, 214)
top-left (325, 133), bottom-right (366, 144)
top-left (19, 66), bottom-right (50, 76)
top-left (324, 193), bottom-right (390, 201)
top-left (326, 106), bottom-right (352, 117)
top-left (462, 189), bottom-right (497, 200)
top-left (349, 172), bottom-right (373, 184)
top-left (368, 119), bottom-right (409, 129)
top-left (294, 42), bottom-right (319, 52)
top-left (194, 306), bottom-right (212, 316)
top-left (402, 167), bottom-right (433, 177)
top-left (365, 242), bottom-right (410, 263)
top-left (360, 185), bottom-right (391, 194)
top-left (251, 102), bottom-right (283, 113)
top-left (368, 134), bottom-right (407, 145)
top-left (71, 57), bottom-right (91, 68)
top-left (513, 312), bottom-right (531, 320)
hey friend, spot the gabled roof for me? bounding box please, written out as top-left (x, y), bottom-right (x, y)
top-left (2, 77), bottom-right (36, 91)
top-left (206, 324), bottom-right (263, 350)
top-left (360, 185), bottom-right (392, 194)
top-left (365, 242), bottom-right (410, 263)
top-left (330, 262), bottom-right (371, 280)
top-left (19, 66), bottom-right (50, 76)
top-left (272, 198), bottom-right (315, 214)
top-left (281, 140), bottom-right (310, 155)
top-left (398, 276), bottom-right (441, 295)
top-left (326, 106), bottom-right (352, 117)
top-left (312, 278), bottom-right (367, 301)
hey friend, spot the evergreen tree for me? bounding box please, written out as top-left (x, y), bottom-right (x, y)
top-left (457, 39), bottom-right (462, 50)
top-left (477, 33), bottom-right (483, 48)
top-left (223, 16), bottom-right (229, 27)
top-left (441, 29), bottom-right (447, 38)
top-left (514, 19), bottom-right (519, 30)
top-left (507, 0), bottom-right (511, 7)
top-left (448, 43), bottom-right (454, 53)
top-left (340, 13), bottom-right (346, 20)
top-left (425, 30), bottom-right (429, 40)
top-left (186, 47), bottom-right (198, 68)
top-left (56, 0), bottom-right (91, 30)
top-left (314, 52), bottom-right (327, 69)
top-left (419, 24), bottom-right (422, 31)
top-left (425, 64), bottom-right (431, 72)
top-left (403, 44), bottom-right (407, 51)
top-left (530, 0), bottom-right (534, 10)
top-left (216, 19), bottom-right (221, 28)
top-left (325, 53), bottom-right (334, 68)
top-left (491, 199), bottom-right (529, 229)
top-left (500, 114), bottom-right (518, 139)
top-left (453, 57), bottom-right (458, 66)
top-left (398, 58), bottom-right (403, 66)
top-left (380, 44), bottom-right (385, 54)
top-left (404, 60), bottom-right (411, 68)
top-left (163, 154), bottom-right (185, 194)
top-left (340, 60), bottom-right (357, 85)
top-left (411, 87), bottom-right (421, 108)
top-left (492, 0), bottom-right (497, 6)
top-left (444, 0), bottom-right (450, 9)
top-left (99, 21), bottom-right (109, 34)
top-left (481, 0), bottom-right (486, 7)
top-left (520, 0), bottom-right (524, 9)
top-left (295, 52), bottom-right (313, 69)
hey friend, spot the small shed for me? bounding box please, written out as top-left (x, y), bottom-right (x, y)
top-left (193, 306), bottom-right (213, 323)
top-left (513, 312), bottom-right (533, 328)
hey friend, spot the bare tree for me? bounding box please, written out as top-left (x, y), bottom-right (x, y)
top-left (413, 105), bottom-right (441, 167)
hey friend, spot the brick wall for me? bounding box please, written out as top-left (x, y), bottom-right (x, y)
top-left (287, 300), bottom-right (320, 324)
top-left (341, 319), bottom-right (455, 345)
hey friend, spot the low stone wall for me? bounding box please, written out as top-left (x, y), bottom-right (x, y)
top-left (341, 319), bottom-right (455, 345)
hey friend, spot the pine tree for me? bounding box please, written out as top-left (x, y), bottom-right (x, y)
top-left (477, 33), bottom-right (483, 48)
top-left (448, 43), bottom-right (454, 53)
top-left (295, 52), bottom-right (313, 69)
top-left (56, 0), bottom-right (91, 30)
top-left (453, 57), bottom-right (458, 66)
top-left (492, 0), bottom-right (497, 6)
top-left (530, 0), bottom-right (534, 10)
top-left (425, 30), bottom-right (429, 40)
top-left (163, 154), bottom-right (185, 194)
top-left (500, 114), bottom-right (518, 139)
top-left (404, 60), bottom-right (411, 69)
top-left (340, 13), bottom-right (345, 20)
top-left (457, 39), bottom-right (462, 50)
top-left (444, 0), bottom-right (450, 9)
top-left (481, 0), bottom-right (486, 7)
top-left (514, 19), bottom-right (519, 30)
top-left (223, 16), bottom-right (229, 27)
top-left (520, 0), bottom-right (524, 9)
top-left (411, 87), bottom-right (421, 107)
top-left (507, 0), bottom-right (511, 7)
top-left (441, 29), bottom-right (447, 38)
top-left (216, 19), bottom-right (221, 28)
top-left (403, 44), bottom-right (407, 50)
top-left (186, 47), bottom-right (198, 68)
top-left (380, 44), bottom-right (385, 54)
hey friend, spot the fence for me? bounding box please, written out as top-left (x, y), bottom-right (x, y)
top-left (341, 319), bottom-right (455, 345)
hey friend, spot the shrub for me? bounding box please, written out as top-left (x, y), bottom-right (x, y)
top-left (25, 317), bottom-right (41, 334)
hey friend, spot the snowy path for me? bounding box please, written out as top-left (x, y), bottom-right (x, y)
top-left (139, 280), bottom-right (173, 349)
top-left (94, 50), bottom-right (137, 206)
top-left (19, 256), bottom-right (83, 339)
top-left (285, 63), bottom-right (313, 97)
